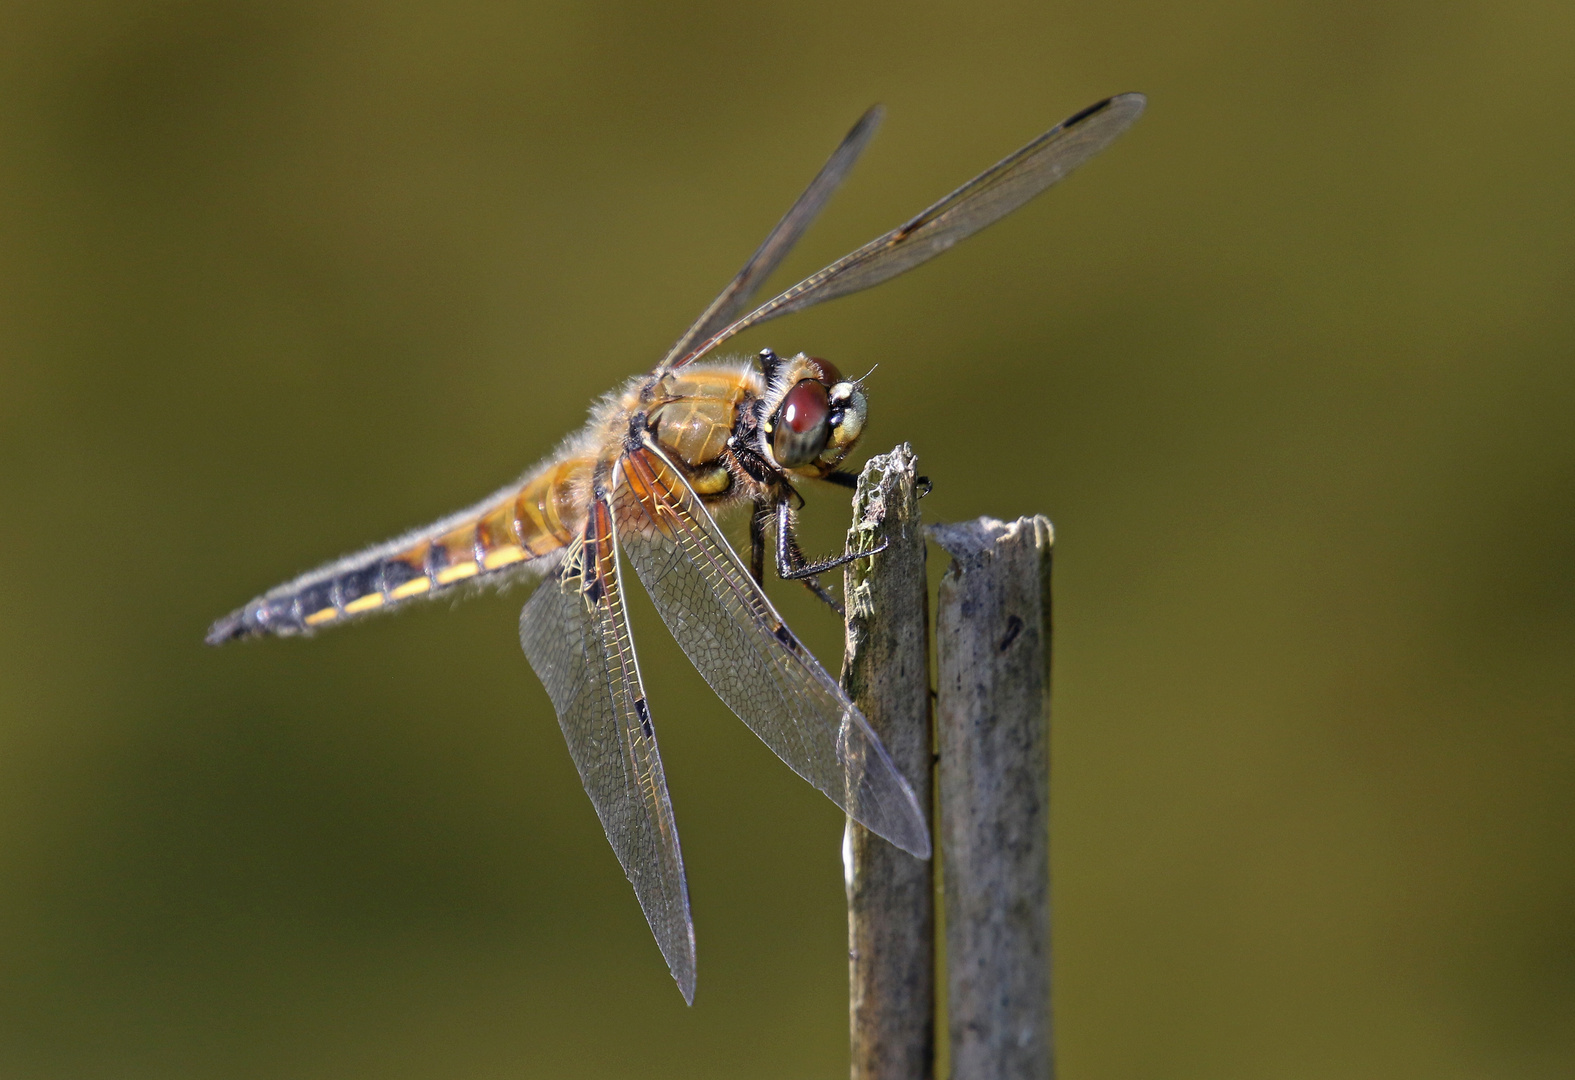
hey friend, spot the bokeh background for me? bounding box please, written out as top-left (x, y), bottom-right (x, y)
top-left (2, 1), bottom-right (1572, 1077)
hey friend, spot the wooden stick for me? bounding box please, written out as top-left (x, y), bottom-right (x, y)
top-left (842, 445), bottom-right (935, 1080)
top-left (930, 516), bottom-right (1055, 1080)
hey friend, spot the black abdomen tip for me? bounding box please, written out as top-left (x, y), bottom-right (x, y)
top-left (205, 609), bottom-right (248, 645)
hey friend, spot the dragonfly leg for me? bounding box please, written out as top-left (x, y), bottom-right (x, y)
top-left (801, 574), bottom-right (844, 616)
top-left (774, 500), bottom-right (846, 615)
top-left (823, 469), bottom-right (930, 497)
top-left (775, 500), bottom-right (886, 584)
top-left (749, 501), bottom-right (769, 587)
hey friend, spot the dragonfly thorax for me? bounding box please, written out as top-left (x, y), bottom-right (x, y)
top-left (642, 353), bottom-right (868, 494)
top-left (646, 361), bottom-right (759, 471)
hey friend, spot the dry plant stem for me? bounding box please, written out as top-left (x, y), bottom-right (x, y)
top-left (931, 516), bottom-right (1054, 1080)
top-left (841, 445), bottom-right (935, 1080)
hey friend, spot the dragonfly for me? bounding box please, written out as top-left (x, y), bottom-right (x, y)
top-left (208, 92), bottom-right (1145, 1003)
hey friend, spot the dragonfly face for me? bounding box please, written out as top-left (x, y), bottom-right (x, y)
top-left (208, 93), bottom-right (1145, 1003)
top-left (759, 356), bottom-right (868, 474)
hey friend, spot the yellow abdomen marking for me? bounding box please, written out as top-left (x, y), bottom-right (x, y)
top-left (343, 593), bottom-right (386, 615)
top-left (389, 577), bottom-right (432, 600)
top-left (483, 546), bottom-right (527, 570)
top-left (435, 562), bottom-right (479, 585)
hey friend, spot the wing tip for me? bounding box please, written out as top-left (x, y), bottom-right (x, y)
top-left (665, 933), bottom-right (698, 1006)
top-left (1110, 90), bottom-right (1149, 122)
top-left (887, 807), bottom-right (933, 860)
top-left (850, 810), bottom-right (932, 859)
top-left (1065, 91), bottom-right (1148, 131)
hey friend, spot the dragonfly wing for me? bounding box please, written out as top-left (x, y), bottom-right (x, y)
top-left (519, 496), bottom-right (696, 1003)
top-left (670, 92), bottom-right (1146, 368)
top-left (655, 106), bottom-right (883, 376)
top-left (615, 443), bottom-right (931, 859)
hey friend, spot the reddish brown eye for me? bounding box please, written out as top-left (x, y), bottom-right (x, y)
top-left (771, 379), bottom-right (832, 467)
top-left (781, 379), bottom-right (830, 433)
top-left (805, 357), bottom-right (843, 386)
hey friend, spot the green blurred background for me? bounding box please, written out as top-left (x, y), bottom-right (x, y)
top-left (2, 0), bottom-right (1572, 1076)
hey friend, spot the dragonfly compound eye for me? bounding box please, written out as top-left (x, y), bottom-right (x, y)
top-left (804, 356), bottom-right (843, 386)
top-left (770, 379), bottom-right (832, 468)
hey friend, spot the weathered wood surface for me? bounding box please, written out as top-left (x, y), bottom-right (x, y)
top-left (841, 445), bottom-right (935, 1080)
top-left (931, 516), bottom-right (1054, 1080)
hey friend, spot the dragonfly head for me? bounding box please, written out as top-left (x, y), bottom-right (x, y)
top-left (762, 354), bottom-right (868, 477)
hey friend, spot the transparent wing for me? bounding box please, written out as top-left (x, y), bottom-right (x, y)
top-left (670, 92), bottom-right (1146, 369)
top-left (519, 496), bottom-right (696, 1003)
top-left (615, 443), bottom-right (931, 858)
top-left (654, 105), bottom-right (883, 376)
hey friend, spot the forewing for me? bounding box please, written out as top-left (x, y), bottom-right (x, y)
top-left (519, 497), bottom-right (697, 1002)
top-left (671, 92), bottom-right (1146, 368)
top-left (615, 444), bottom-right (930, 859)
top-left (655, 106), bottom-right (883, 376)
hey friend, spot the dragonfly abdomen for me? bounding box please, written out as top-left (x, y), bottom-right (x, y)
top-left (207, 456), bottom-right (591, 644)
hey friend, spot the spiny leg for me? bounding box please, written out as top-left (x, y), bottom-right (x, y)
top-left (799, 569), bottom-right (845, 616)
top-left (775, 500), bottom-right (887, 580)
top-left (749, 501), bottom-right (768, 588)
top-left (823, 468), bottom-right (932, 498)
top-left (773, 499), bottom-right (888, 617)
top-left (798, 567), bottom-right (844, 616)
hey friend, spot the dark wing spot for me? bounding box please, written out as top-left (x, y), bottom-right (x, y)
top-left (634, 697), bottom-right (654, 739)
top-left (1062, 97), bottom-right (1112, 128)
top-left (774, 624), bottom-right (799, 651)
top-left (998, 614), bottom-right (1024, 653)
